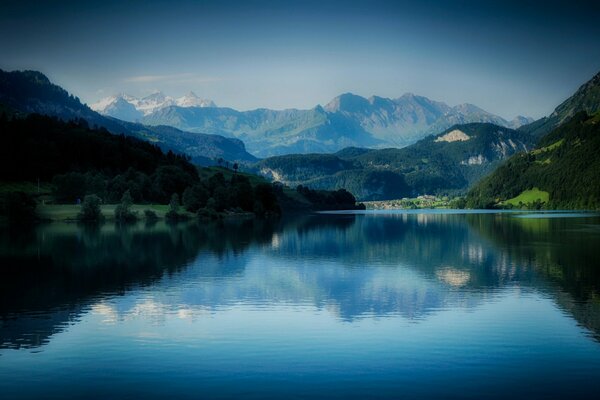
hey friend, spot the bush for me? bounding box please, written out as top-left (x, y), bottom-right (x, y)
top-left (197, 207), bottom-right (219, 220)
top-left (78, 194), bottom-right (103, 222)
top-left (144, 209), bottom-right (158, 220)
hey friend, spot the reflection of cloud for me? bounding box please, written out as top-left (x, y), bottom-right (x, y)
top-left (91, 303), bottom-right (118, 324)
top-left (91, 299), bottom-right (213, 325)
top-left (271, 233), bottom-right (281, 249)
top-left (436, 267), bottom-right (470, 287)
top-left (123, 73), bottom-right (222, 84)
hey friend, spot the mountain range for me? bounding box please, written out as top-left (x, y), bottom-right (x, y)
top-left (94, 90), bottom-right (533, 157)
top-left (2, 67), bottom-right (599, 206)
top-left (252, 69), bottom-right (600, 201)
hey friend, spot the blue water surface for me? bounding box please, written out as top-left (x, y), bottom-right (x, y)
top-left (1, 211), bottom-right (600, 399)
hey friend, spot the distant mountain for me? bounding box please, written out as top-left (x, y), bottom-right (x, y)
top-left (325, 93), bottom-right (528, 145)
top-left (132, 92), bottom-right (530, 157)
top-left (142, 104), bottom-right (382, 157)
top-left (521, 70), bottom-right (600, 137)
top-left (91, 91), bottom-right (216, 121)
top-left (466, 112), bottom-right (600, 209)
top-left (0, 69), bottom-right (254, 165)
top-left (510, 115), bottom-right (535, 128)
top-left (253, 123), bottom-right (534, 200)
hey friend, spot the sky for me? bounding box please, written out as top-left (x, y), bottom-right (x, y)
top-left (1, 0), bottom-right (600, 119)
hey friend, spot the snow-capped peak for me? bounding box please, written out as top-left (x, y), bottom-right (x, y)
top-left (176, 92), bottom-right (216, 108)
top-left (90, 94), bottom-right (120, 112)
top-left (91, 91), bottom-right (216, 119)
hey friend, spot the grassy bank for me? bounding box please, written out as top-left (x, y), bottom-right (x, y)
top-left (36, 204), bottom-right (194, 222)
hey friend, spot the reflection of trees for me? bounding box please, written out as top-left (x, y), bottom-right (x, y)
top-left (466, 214), bottom-right (600, 340)
top-left (0, 219), bottom-right (281, 349)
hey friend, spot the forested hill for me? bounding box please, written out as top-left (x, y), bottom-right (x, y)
top-left (466, 112), bottom-right (600, 209)
top-left (254, 122), bottom-right (534, 200)
top-left (0, 69), bottom-right (257, 165)
top-left (0, 113), bottom-right (200, 204)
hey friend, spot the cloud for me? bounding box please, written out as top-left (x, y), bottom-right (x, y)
top-left (123, 73), bottom-right (222, 84)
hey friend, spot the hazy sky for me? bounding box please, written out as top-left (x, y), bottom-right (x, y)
top-left (1, 0), bottom-right (600, 119)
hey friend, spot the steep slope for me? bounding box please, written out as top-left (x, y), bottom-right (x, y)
top-left (521, 70), bottom-right (600, 137)
top-left (0, 69), bottom-right (255, 165)
top-left (139, 92), bottom-right (529, 157)
top-left (466, 112), bottom-right (600, 209)
top-left (253, 123), bottom-right (533, 200)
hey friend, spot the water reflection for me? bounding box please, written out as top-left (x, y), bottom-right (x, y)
top-left (1, 212), bottom-right (600, 350)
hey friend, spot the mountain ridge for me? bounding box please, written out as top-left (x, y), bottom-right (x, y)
top-left (130, 91), bottom-right (533, 157)
top-left (520, 70), bottom-right (600, 137)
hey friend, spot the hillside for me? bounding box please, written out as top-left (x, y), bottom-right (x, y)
top-left (0, 69), bottom-right (256, 165)
top-left (521, 70), bottom-right (600, 138)
top-left (0, 113), bottom-right (200, 205)
top-left (466, 112), bottom-right (600, 209)
top-left (254, 123), bottom-right (534, 200)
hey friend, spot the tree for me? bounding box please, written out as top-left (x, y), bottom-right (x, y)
top-left (254, 183), bottom-right (280, 216)
top-left (169, 193), bottom-right (180, 212)
top-left (165, 193), bottom-right (182, 221)
top-left (233, 163), bottom-right (239, 174)
top-left (78, 194), bottom-right (103, 222)
top-left (151, 166), bottom-right (196, 203)
top-left (52, 172), bottom-right (86, 202)
top-left (182, 184), bottom-right (209, 212)
top-left (114, 189), bottom-right (136, 221)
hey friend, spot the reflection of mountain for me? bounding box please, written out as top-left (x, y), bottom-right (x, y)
top-left (176, 213), bottom-right (533, 321)
top-left (2, 212), bottom-right (600, 349)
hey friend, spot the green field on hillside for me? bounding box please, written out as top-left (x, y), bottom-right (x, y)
top-left (503, 188), bottom-right (549, 207)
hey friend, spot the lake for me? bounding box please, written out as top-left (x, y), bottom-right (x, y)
top-left (1, 210), bottom-right (600, 399)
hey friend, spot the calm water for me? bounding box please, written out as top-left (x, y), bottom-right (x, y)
top-left (1, 211), bottom-right (600, 399)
